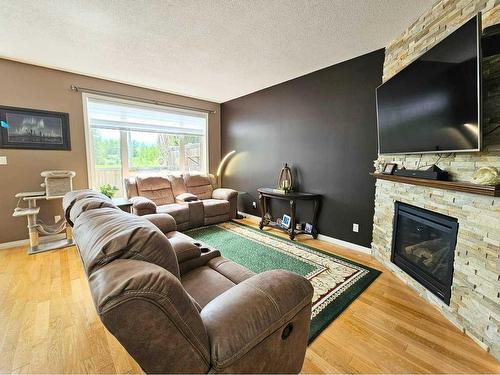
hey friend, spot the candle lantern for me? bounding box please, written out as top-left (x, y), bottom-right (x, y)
top-left (277, 163), bottom-right (294, 193)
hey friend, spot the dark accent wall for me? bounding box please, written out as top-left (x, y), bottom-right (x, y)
top-left (221, 49), bottom-right (384, 248)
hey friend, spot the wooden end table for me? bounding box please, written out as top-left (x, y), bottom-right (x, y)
top-left (257, 187), bottom-right (322, 240)
top-left (112, 198), bottom-right (133, 213)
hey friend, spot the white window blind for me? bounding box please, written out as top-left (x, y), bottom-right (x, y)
top-left (86, 97), bottom-right (206, 136)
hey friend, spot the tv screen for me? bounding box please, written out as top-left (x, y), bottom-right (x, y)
top-left (377, 15), bottom-right (481, 154)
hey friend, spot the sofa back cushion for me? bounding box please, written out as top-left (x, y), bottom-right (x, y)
top-left (184, 174), bottom-right (213, 200)
top-left (169, 175), bottom-right (187, 197)
top-left (69, 197), bottom-right (118, 226)
top-left (136, 176), bottom-right (175, 205)
top-left (124, 177), bottom-right (139, 198)
top-left (73, 207), bottom-right (180, 278)
top-left (63, 189), bottom-right (115, 226)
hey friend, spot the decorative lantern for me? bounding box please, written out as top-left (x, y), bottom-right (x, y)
top-left (277, 163), bottom-right (293, 193)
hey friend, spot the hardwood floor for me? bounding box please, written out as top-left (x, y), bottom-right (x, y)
top-left (0, 217), bottom-right (498, 374)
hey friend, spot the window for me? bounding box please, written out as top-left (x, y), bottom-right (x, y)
top-left (84, 94), bottom-right (208, 197)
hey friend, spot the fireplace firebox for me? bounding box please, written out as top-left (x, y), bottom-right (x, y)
top-left (391, 202), bottom-right (458, 304)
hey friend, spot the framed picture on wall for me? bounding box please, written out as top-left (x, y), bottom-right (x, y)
top-left (0, 106), bottom-right (70, 150)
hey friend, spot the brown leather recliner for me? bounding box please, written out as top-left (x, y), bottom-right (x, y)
top-left (64, 190), bottom-right (314, 374)
top-left (124, 173), bottom-right (238, 231)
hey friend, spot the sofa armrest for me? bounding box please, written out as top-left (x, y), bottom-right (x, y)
top-left (212, 188), bottom-right (237, 201)
top-left (143, 213), bottom-right (177, 234)
top-left (176, 192), bottom-right (199, 203)
top-left (212, 188), bottom-right (238, 219)
top-left (200, 270), bottom-right (313, 372)
top-left (90, 259), bottom-right (210, 373)
top-left (129, 196), bottom-right (157, 216)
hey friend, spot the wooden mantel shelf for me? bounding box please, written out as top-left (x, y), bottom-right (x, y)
top-left (371, 173), bottom-right (500, 197)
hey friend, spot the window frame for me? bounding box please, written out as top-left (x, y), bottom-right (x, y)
top-left (82, 92), bottom-right (209, 194)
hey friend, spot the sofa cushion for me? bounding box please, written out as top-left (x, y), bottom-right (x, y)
top-left (206, 257), bottom-right (255, 284)
top-left (136, 176), bottom-right (175, 205)
top-left (181, 256), bottom-right (255, 308)
top-left (157, 203), bottom-right (190, 224)
top-left (202, 199), bottom-right (230, 217)
top-left (73, 208), bottom-right (180, 278)
top-left (181, 266), bottom-right (236, 308)
top-left (184, 174), bottom-right (213, 200)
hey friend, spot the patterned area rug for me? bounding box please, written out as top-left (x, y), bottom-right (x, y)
top-left (187, 221), bottom-right (381, 341)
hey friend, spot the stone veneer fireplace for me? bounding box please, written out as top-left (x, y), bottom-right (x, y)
top-left (372, 0), bottom-right (500, 360)
top-left (373, 180), bottom-right (499, 357)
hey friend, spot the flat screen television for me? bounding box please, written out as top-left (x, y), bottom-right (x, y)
top-left (376, 15), bottom-right (481, 154)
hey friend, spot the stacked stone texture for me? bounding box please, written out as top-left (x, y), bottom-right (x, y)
top-left (373, 0), bottom-right (500, 359)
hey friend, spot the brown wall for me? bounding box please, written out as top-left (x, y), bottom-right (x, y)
top-left (0, 58), bottom-right (220, 244)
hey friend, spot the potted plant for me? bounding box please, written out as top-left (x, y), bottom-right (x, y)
top-left (99, 184), bottom-right (119, 198)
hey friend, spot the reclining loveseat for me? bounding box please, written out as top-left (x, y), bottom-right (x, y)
top-left (63, 189), bottom-right (314, 373)
top-left (124, 173), bottom-right (237, 230)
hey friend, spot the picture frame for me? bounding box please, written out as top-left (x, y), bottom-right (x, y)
top-left (281, 214), bottom-right (291, 229)
top-left (0, 106), bottom-right (71, 150)
top-left (304, 223), bottom-right (313, 234)
top-left (382, 163), bottom-right (397, 175)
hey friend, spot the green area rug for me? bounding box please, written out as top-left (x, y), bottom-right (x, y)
top-left (187, 221), bottom-right (381, 341)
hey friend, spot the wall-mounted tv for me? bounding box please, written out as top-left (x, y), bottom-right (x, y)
top-left (376, 15), bottom-right (481, 155)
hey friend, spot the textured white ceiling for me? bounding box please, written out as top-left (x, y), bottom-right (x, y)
top-left (0, 0), bottom-right (433, 103)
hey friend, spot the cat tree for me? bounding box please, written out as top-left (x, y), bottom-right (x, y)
top-left (13, 171), bottom-right (76, 254)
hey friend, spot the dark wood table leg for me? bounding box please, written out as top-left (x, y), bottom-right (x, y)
top-left (289, 199), bottom-right (296, 240)
top-left (264, 196), bottom-right (270, 219)
top-left (312, 198), bottom-right (321, 239)
top-left (258, 193), bottom-right (265, 229)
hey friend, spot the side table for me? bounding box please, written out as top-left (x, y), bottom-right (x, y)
top-left (112, 198), bottom-right (133, 213)
top-left (257, 187), bottom-right (322, 240)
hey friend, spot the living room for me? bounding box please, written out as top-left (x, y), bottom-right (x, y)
top-left (0, 0), bottom-right (499, 373)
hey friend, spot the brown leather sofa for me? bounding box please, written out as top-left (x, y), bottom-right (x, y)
top-left (124, 173), bottom-right (238, 231)
top-left (63, 190), bottom-right (314, 374)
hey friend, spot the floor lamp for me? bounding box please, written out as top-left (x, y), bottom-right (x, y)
top-left (216, 150), bottom-right (243, 218)
top-left (216, 150), bottom-right (236, 188)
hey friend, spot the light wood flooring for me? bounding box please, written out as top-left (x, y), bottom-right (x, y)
top-left (0, 217), bottom-right (499, 374)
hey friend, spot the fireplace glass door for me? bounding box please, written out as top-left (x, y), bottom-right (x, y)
top-left (391, 202), bottom-right (458, 304)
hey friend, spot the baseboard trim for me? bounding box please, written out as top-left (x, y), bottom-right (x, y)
top-left (316, 234), bottom-right (372, 255)
top-left (238, 211), bottom-right (372, 255)
top-left (0, 233), bottom-right (66, 250)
